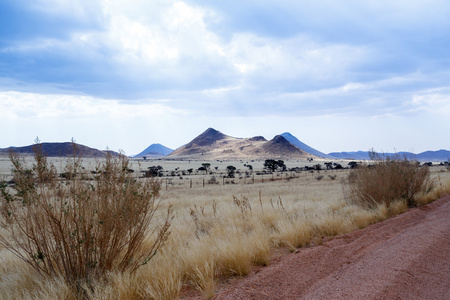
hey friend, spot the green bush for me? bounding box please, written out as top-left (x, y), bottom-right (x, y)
top-left (0, 143), bottom-right (172, 292)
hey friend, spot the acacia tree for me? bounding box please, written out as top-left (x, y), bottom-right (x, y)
top-left (201, 163), bottom-right (211, 173)
top-left (145, 165), bottom-right (163, 177)
top-left (226, 165), bottom-right (236, 178)
top-left (263, 159), bottom-right (286, 172)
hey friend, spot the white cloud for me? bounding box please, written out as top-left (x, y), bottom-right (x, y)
top-left (409, 89), bottom-right (450, 114)
top-left (102, 1), bottom-right (222, 68)
top-left (1, 0), bottom-right (450, 153)
top-left (0, 91), bottom-right (189, 120)
top-left (5, 0), bottom-right (372, 93)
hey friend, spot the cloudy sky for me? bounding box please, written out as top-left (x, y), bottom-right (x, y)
top-left (1, 0), bottom-right (449, 155)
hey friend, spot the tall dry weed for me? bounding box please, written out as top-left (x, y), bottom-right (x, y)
top-left (0, 142), bottom-right (172, 293)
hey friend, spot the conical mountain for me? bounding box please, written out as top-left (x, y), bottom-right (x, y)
top-left (262, 135), bottom-right (308, 157)
top-left (169, 128), bottom-right (229, 156)
top-left (281, 132), bottom-right (333, 158)
top-left (187, 128), bottom-right (227, 147)
top-left (133, 143), bottom-right (173, 158)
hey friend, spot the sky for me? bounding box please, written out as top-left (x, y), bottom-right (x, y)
top-left (0, 0), bottom-right (449, 156)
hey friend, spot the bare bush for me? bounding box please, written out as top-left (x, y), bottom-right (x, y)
top-left (345, 151), bottom-right (435, 208)
top-left (0, 142), bottom-right (172, 291)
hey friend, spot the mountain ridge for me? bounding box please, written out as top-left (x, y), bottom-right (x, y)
top-left (327, 150), bottom-right (450, 161)
top-left (0, 142), bottom-right (119, 158)
top-left (169, 128), bottom-right (312, 160)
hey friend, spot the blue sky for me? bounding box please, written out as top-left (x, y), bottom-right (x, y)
top-left (1, 0), bottom-right (449, 155)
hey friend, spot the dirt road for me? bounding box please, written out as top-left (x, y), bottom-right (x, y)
top-left (214, 195), bottom-right (450, 299)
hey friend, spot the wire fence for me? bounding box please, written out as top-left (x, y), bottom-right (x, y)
top-left (155, 169), bottom-right (347, 190)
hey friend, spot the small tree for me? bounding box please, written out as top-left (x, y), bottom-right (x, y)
top-left (333, 163), bottom-right (343, 169)
top-left (226, 165), bottom-right (236, 178)
top-left (202, 163), bottom-right (211, 173)
top-left (145, 165), bottom-right (163, 177)
top-left (263, 159), bottom-right (286, 172)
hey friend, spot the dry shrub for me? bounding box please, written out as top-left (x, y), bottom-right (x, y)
top-left (345, 151), bottom-right (435, 208)
top-left (0, 142), bottom-right (172, 293)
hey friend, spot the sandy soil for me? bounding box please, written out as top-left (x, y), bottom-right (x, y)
top-left (205, 195), bottom-right (450, 300)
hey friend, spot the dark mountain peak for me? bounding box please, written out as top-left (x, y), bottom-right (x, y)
top-left (270, 135), bottom-right (291, 144)
top-left (280, 132), bottom-right (332, 158)
top-left (249, 136), bottom-right (267, 142)
top-left (189, 128), bottom-right (227, 147)
top-left (280, 132), bottom-right (294, 138)
top-left (262, 135), bottom-right (307, 157)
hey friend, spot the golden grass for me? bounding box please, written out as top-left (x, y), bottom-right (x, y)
top-left (1, 160), bottom-right (449, 299)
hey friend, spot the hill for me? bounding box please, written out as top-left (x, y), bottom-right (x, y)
top-left (416, 150), bottom-right (450, 161)
top-left (281, 132), bottom-right (334, 158)
top-left (327, 150), bottom-right (450, 162)
top-left (0, 143), bottom-right (118, 158)
top-left (168, 128), bottom-right (313, 160)
top-left (133, 143), bottom-right (173, 158)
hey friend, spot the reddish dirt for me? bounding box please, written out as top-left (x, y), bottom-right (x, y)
top-left (188, 195), bottom-right (450, 299)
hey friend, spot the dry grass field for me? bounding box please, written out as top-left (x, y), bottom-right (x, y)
top-left (1, 154), bottom-right (449, 299)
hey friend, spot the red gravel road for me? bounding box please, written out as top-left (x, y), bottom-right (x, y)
top-left (212, 195), bottom-right (450, 300)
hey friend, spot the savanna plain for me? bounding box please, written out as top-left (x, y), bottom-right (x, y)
top-left (0, 153), bottom-right (449, 299)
